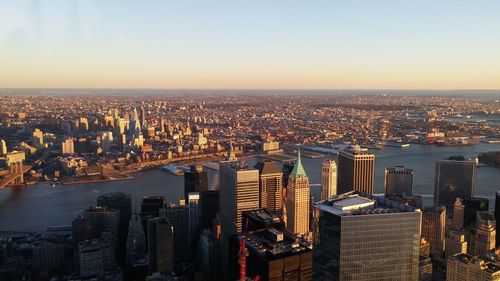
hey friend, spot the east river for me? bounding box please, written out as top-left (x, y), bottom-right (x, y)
top-left (1, 143), bottom-right (499, 232)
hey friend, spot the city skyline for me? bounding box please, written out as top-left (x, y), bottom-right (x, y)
top-left (1, 1), bottom-right (500, 89)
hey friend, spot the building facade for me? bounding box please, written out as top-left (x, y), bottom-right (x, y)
top-left (286, 150), bottom-right (310, 235)
top-left (384, 166), bottom-right (413, 196)
top-left (313, 191), bottom-right (421, 281)
top-left (337, 146), bottom-right (375, 194)
top-left (320, 159), bottom-right (337, 201)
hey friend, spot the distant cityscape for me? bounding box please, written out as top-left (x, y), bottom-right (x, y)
top-left (0, 93), bottom-right (500, 281)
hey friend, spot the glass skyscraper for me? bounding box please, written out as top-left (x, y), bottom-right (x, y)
top-left (313, 191), bottom-right (421, 281)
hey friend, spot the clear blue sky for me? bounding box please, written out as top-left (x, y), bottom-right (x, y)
top-left (1, 0), bottom-right (499, 89)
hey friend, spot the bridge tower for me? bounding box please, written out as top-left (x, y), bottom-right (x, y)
top-left (9, 161), bottom-right (24, 185)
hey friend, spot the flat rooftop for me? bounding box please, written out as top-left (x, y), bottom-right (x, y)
top-left (316, 191), bottom-right (418, 216)
top-left (241, 228), bottom-right (311, 260)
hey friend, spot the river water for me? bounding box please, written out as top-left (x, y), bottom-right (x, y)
top-left (0, 143), bottom-right (499, 232)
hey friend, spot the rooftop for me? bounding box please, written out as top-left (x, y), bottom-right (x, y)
top-left (240, 228), bottom-right (311, 260)
top-left (316, 191), bottom-right (418, 216)
top-left (450, 253), bottom-right (500, 273)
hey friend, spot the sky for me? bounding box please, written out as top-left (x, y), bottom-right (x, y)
top-left (0, 0), bottom-right (499, 89)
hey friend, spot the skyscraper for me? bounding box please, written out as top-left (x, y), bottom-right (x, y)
top-left (286, 150), bottom-right (310, 235)
top-left (219, 160), bottom-right (259, 280)
top-left (255, 160), bottom-right (283, 213)
top-left (434, 156), bottom-right (476, 208)
top-left (337, 146), bottom-right (375, 194)
top-left (147, 217), bottom-right (174, 274)
top-left (97, 192), bottom-right (132, 265)
top-left (320, 159), bottom-right (337, 200)
top-left (313, 191), bottom-right (421, 281)
top-left (421, 206), bottom-right (446, 257)
top-left (198, 190), bottom-right (219, 230)
top-left (78, 239), bottom-right (104, 277)
top-left (474, 211), bottom-right (496, 256)
top-left (188, 192), bottom-right (200, 253)
top-left (463, 197), bottom-right (489, 227)
top-left (495, 191), bottom-right (500, 247)
top-left (160, 204), bottom-right (189, 264)
top-left (184, 164), bottom-right (208, 201)
top-left (1, 139), bottom-right (7, 155)
top-left (384, 166), bottom-right (413, 196)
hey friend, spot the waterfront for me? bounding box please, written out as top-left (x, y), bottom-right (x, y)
top-left (0, 143), bottom-right (499, 232)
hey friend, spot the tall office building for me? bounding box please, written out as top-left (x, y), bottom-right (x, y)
top-left (198, 190), bottom-right (219, 230)
top-left (231, 228), bottom-right (312, 281)
top-left (79, 239), bottom-right (104, 277)
top-left (97, 192), bottom-right (132, 264)
top-left (81, 206), bottom-right (120, 269)
top-left (463, 197), bottom-right (489, 227)
top-left (126, 213), bottom-right (146, 267)
top-left (97, 192), bottom-right (132, 238)
top-left (219, 160), bottom-right (259, 280)
top-left (421, 206), bottom-right (446, 257)
top-left (434, 156), bottom-right (476, 208)
top-left (81, 206), bottom-right (120, 242)
top-left (147, 217), bottom-right (174, 274)
top-left (160, 204), bottom-right (189, 264)
top-left (141, 196), bottom-right (165, 218)
top-left (452, 198), bottom-right (465, 230)
top-left (188, 192), bottom-right (200, 252)
top-left (445, 230), bottom-right (468, 259)
top-left (320, 159), bottom-right (337, 200)
top-left (282, 161), bottom-right (295, 189)
top-left (0, 139), bottom-right (7, 155)
top-left (313, 191), bottom-right (421, 281)
top-left (496, 191), bottom-right (500, 247)
top-left (184, 164), bottom-right (208, 201)
top-left (474, 211), bottom-right (496, 256)
top-left (337, 146), bottom-right (375, 194)
top-left (447, 253), bottom-right (500, 281)
top-left (61, 137), bottom-right (75, 154)
top-left (286, 150), bottom-right (310, 235)
top-left (384, 166), bottom-right (413, 196)
top-left (255, 160), bottom-right (283, 212)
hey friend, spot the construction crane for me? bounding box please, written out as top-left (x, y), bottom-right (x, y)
top-left (238, 237), bottom-right (260, 281)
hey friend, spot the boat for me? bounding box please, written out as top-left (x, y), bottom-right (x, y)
top-left (161, 165), bottom-right (184, 176)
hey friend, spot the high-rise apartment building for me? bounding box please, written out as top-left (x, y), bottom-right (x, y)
top-left (255, 160), bottom-right (283, 213)
top-left (384, 166), bottom-right (413, 196)
top-left (434, 156), bottom-right (476, 208)
top-left (421, 206), bottom-right (446, 257)
top-left (286, 150), bottom-right (310, 235)
top-left (320, 159), bottom-right (337, 200)
top-left (147, 217), bottom-right (174, 274)
top-left (337, 146), bottom-right (375, 194)
top-left (313, 191), bottom-right (421, 281)
top-left (219, 160), bottom-right (259, 280)
top-left (447, 253), bottom-right (500, 281)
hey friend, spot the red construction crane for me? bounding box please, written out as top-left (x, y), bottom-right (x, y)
top-left (238, 237), bottom-right (260, 281)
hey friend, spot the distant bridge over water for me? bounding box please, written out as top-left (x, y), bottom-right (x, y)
top-left (0, 162), bottom-right (31, 188)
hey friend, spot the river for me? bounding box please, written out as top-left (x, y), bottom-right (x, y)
top-left (0, 143), bottom-right (499, 232)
